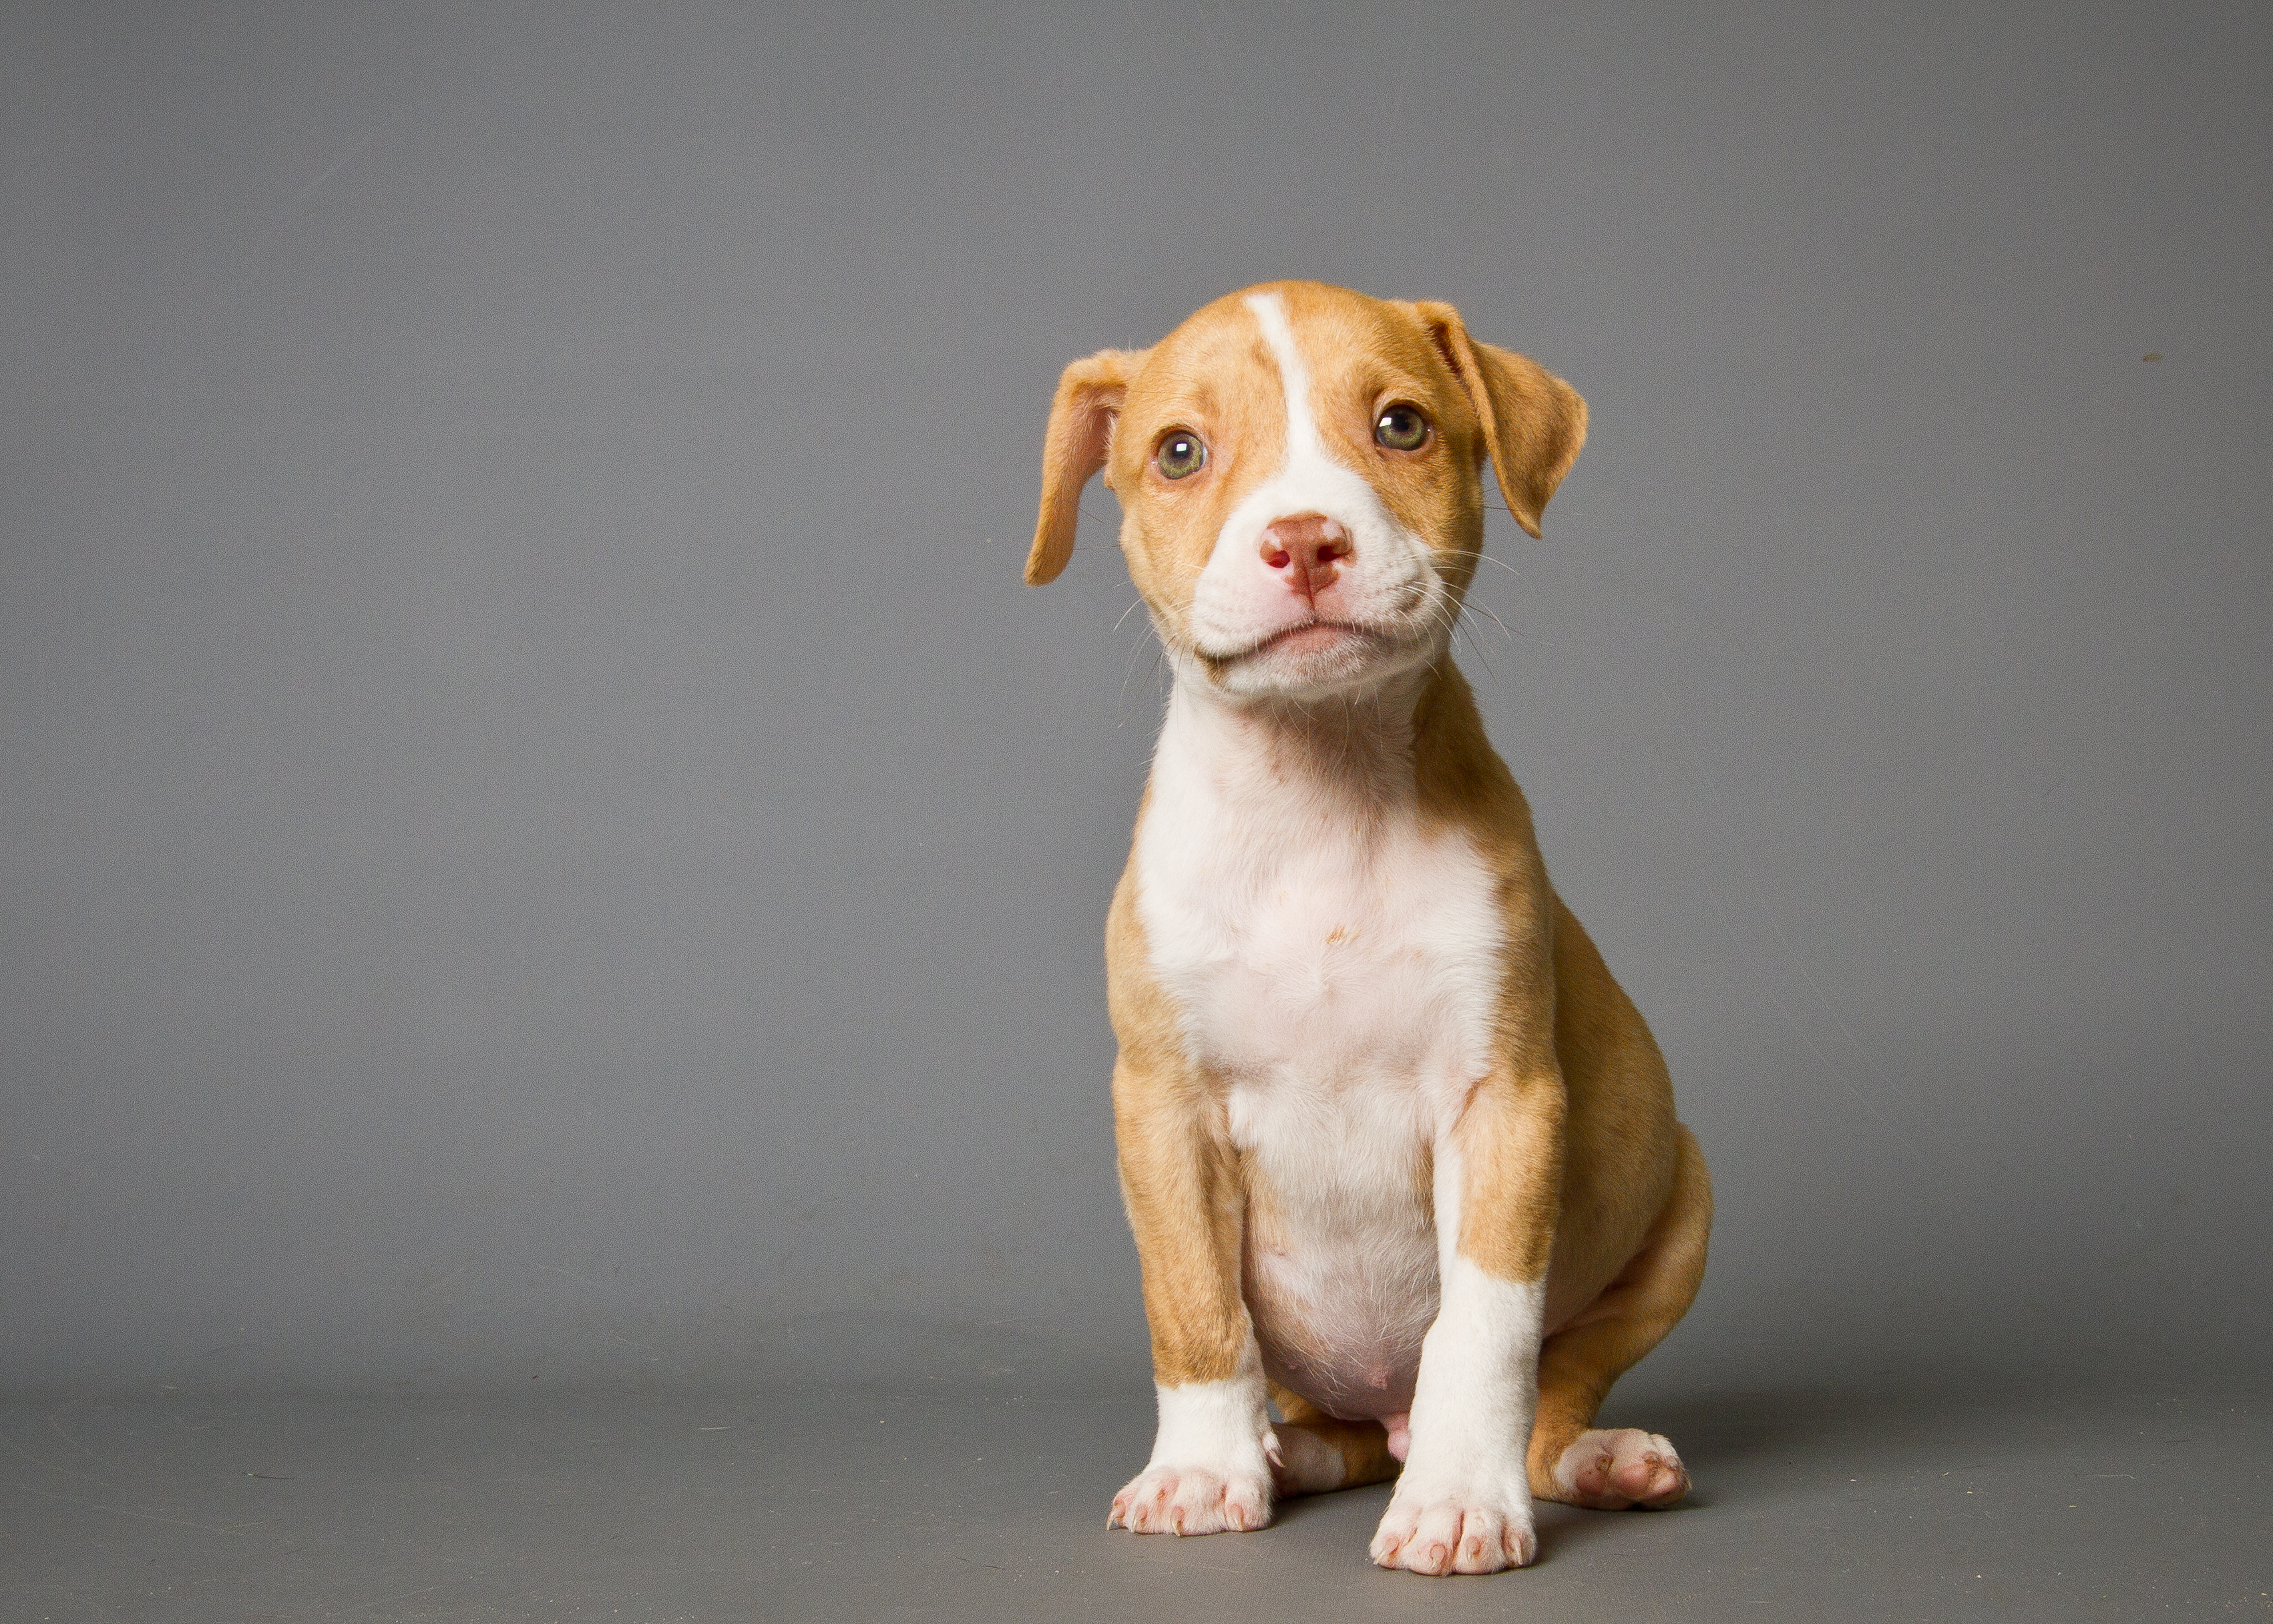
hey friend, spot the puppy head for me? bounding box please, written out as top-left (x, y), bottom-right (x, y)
top-left (1026, 282), bottom-right (1586, 701)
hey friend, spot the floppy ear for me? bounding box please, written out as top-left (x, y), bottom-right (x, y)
top-left (1025, 347), bottom-right (1147, 586)
top-left (1410, 302), bottom-right (1587, 540)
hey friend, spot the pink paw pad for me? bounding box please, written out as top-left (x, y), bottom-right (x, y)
top-left (1555, 1428), bottom-right (1689, 1509)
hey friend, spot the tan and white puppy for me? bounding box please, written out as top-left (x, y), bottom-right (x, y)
top-left (1026, 282), bottom-right (1711, 1577)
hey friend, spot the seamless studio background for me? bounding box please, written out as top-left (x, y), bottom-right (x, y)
top-left (4, 1), bottom-right (2268, 1406)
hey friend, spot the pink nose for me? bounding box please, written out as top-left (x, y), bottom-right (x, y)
top-left (1258, 513), bottom-right (1352, 602)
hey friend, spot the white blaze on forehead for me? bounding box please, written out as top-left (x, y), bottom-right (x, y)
top-left (1244, 290), bottom-right (1327, 465)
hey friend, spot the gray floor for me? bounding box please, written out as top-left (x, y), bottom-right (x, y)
top-left (4, 1379), bottom-right (2266, 1622)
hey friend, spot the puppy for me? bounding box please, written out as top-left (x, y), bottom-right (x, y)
top-left (1025, 282), bottom-right (1711, 1576)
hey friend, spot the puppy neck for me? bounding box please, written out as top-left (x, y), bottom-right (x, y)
top-left (1160, 657), bottom-right (1442, 811)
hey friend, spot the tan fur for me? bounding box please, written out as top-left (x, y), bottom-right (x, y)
top-left (1032, 282), bottom-right (1708, 1521)
top-left (1104, 868), bottom-right (1253, 1386)
top-left (1527, 1125), bottom-right (1711, 1498)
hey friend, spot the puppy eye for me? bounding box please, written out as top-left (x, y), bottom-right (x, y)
top-left (1374, 404), bottom-right (1430, 451)
top-left (1156, 431), bottom-right (1207, 480)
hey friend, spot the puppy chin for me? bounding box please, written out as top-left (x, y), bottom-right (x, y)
top-left (1199, 622), bottom-right (1439, 701)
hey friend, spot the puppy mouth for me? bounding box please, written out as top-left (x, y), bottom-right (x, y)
top-left (1209, 618), bottom-right (1382, 664)
top-left (1257, 620), bottom-right (1372, 656)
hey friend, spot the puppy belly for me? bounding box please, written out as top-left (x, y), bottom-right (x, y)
top-left (1246, 1239), bottom-right (1437, 1422)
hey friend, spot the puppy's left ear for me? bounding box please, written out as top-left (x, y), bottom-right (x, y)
top-left (1409, 302), bottom-right (1587, 540)
top-left (1026, 347), bottom-right (1148, 586)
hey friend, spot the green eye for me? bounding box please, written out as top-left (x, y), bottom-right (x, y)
top-left (1374, 404), bottom-right (1430, 451)
top-left (1156, 431), bottom-right (1207, 479)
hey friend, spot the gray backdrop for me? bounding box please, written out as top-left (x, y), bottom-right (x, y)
top-left (5, 1), bottom-right (2267, 1400)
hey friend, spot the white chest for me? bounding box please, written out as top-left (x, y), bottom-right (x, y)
top-left (1132, 709), bottom-right (1504, 1108)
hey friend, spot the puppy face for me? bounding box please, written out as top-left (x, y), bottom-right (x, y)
top-left (1027, 282), bottom-right (1588, 702)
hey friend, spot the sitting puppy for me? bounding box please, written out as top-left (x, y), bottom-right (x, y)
top-left (1024, 282), bottom-right (1711, 1577)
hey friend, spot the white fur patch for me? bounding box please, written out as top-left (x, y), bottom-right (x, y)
top-left (1247, 291), bottom-right (1329, 467)
top-left (1147, 1370), bottom-right (1275, 1470)
top-left (1400, 1253), bottom-right (1544, 1484)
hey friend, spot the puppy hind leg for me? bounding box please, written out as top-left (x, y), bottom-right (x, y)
top-left (1267, 1384), bottom-right (1401, 1497)
top-left (1528, 1125), bottom-right (1712, 1510)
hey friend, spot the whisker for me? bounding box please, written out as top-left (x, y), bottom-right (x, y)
top-left (1118, 627), bottom-right (1159, 725)
top-left (1464, 598), bottom-right (1518, 648)
top-left (1414, 600), bottom-right (1464, 652)
top-left (1458, 618), bottom-right (1498, 682)
top-left (1440, 548), bottom-right (1523, 580)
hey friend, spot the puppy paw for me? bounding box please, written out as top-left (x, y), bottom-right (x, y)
top-left (1109, 1462), bottom-right (1273, 1535)
top-left (1549, 1428), bottom-right (1689, 1509)
top-left (1369, 1478), bottom-right (1536, 1575)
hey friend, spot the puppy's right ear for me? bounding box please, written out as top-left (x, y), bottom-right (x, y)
top-left (1026, 348), bottom-right (1146, 586)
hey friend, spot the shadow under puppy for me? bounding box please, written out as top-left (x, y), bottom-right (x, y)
top-left (1025, 282), bottom-right (1711, 1577)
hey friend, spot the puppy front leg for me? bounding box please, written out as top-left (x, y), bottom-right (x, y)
top-left (1106, 1054), bottom-right (1277, 1537)
top-left (1372, 1067), bottom-right (1563, 1575)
